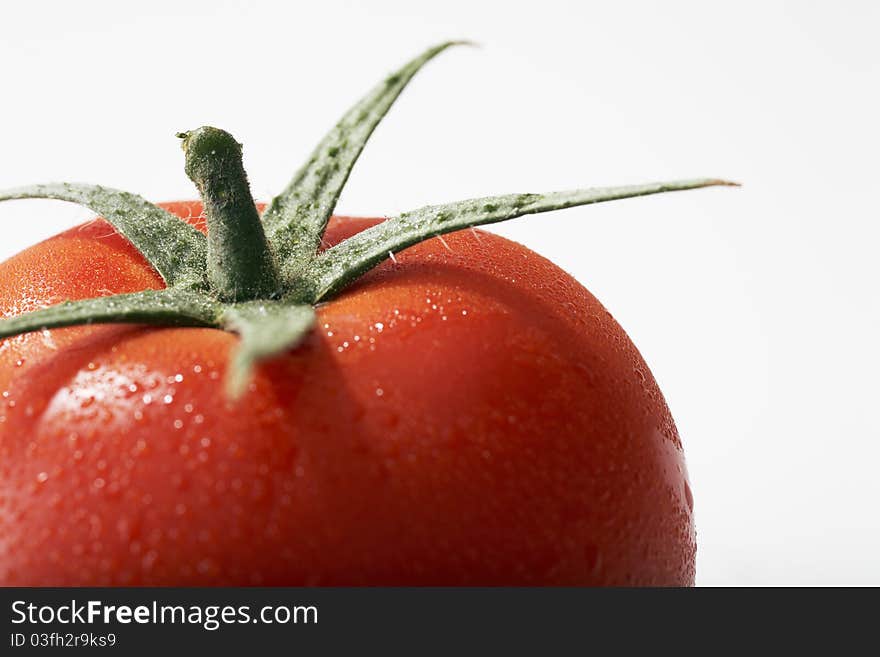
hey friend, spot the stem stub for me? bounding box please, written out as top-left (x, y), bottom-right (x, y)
top-left (179, 127), bottom-right (281, 302)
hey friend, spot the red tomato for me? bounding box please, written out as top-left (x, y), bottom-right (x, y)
top-left (0, 201), bottom-right (694, 585)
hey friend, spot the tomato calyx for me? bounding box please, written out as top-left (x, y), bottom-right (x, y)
top-left (0, 41), bottom-right (737, 396)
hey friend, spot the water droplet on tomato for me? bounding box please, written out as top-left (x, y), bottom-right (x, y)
top-left (142, 550), bottom-right (158, 570)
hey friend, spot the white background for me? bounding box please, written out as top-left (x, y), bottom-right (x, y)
top-left (1, 1), bottom-right (878, 585)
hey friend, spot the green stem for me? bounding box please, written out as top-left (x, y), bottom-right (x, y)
top-left (179, 127), bottom-right (281, 301)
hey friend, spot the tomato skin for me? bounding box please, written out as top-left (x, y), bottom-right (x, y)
top-left (0, 201), bottom-right (694, 585)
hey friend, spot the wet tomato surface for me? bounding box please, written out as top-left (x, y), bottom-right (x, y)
top-left (0, 202), bottom-right (694, 585)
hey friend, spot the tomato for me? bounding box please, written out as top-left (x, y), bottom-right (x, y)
top-left (0, 201), bottom-right (694, 586)
top-left (0, 43), bottom-right (724, 586)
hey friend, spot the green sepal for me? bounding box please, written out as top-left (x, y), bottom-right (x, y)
top-left (220, 301), bottom-right (316, 398)
top-left (262, 41), bottom-right (468, 283)
top-left (0, 289), bottom-right (221, 340)
top-left (0, 184), bottom-right (208, 289)
top-left (0, 44), bottom-right (739, 402)
top-left (303, 178), bottom-right (738, 302)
